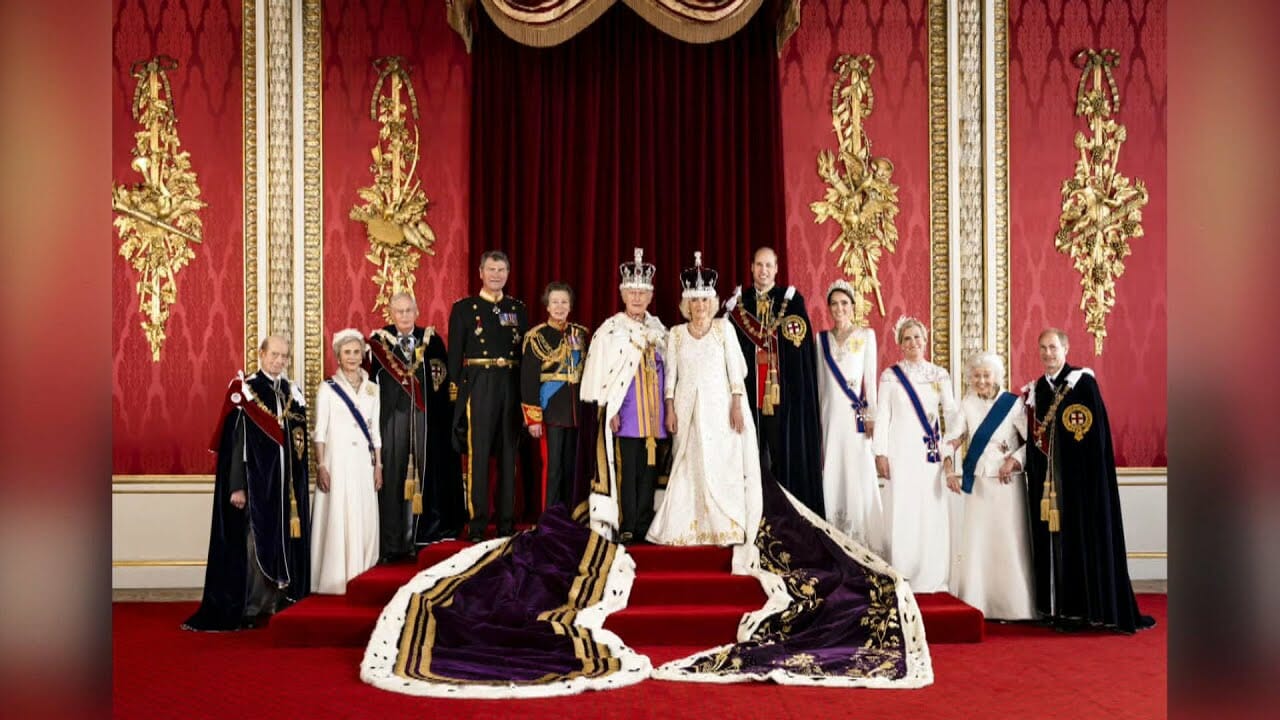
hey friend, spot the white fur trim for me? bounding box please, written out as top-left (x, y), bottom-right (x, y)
top-left (784, 285), bottom-right (796, 301)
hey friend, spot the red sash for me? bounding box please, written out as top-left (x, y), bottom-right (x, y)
top-left (369, 332), bottom-right (426, 411)
top-left (209, 375), bottom-right (286, 451)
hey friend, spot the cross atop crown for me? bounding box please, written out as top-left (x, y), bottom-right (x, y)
top-left (619, 247), bottom-right (656, 291)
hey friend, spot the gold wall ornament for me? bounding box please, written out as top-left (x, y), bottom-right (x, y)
top-left (350, 56), bottom-right (437, 321)
top-left (1056, 49), bottom-right (1149, 356)
top-left (112, 56), bottom-right (207, 361)
top-left (810, 54), bottom-right (901, 323)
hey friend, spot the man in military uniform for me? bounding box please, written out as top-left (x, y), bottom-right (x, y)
top-left (367, 292), bottom-right (462, 559)
top-left (521, 281), bottom-right (589, 511)
top-left (724, 246), bottom-right (825, 514)
top-left (448, 250), bottom-right (529, 542)
top-left (184, 335), bottom-right (311, 631)
top-left (1021, 328), bottom-right (1154, 632)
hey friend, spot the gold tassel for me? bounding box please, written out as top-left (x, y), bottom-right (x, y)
top-left (404, 454), bottom-right (417, 500)
top-left (289, 498), bottom-right (301, 538)
top-left (1048, 508), bottom-right (1060, 533)
top-left (1040, 480), bottom-right (1051, 521)
top-left (412, 489), bottom-right (423, 515)
top-left (646, 436), bottom-right (656, 466)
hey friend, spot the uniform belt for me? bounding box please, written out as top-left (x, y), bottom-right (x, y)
top-left (463, 358), bottom-right (519, 368)
top-left (540, 371), bottom-right (581, 383)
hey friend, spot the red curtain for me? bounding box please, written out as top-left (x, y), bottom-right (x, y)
top-left (468, 2), bottom-right (786, 327)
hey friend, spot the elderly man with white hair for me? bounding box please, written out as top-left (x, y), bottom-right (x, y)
top-left (941, 351), bottom-right (1035, 620)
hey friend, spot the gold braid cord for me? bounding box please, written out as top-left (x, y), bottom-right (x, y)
top-left (112, 56), bottom-right (207, 361)
top-left (811, 54), bottom-right (901, 323)
top-left (1056, 49), bottom-right (1148, 356)
top-left (350, 57), bottom-right (437, 321)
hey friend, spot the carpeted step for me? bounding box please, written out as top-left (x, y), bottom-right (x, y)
top-left (914, 592), bottom-right (985, 643)
top-left (628, 572), bottom-right (765, 607)
top-left (604, 604), bottom-right (755, 647)
top-left (626, 544), bottom-right (733, 573)
top-left (344, 564), bottom-right (419, 607)
top-left (270, 595), bottom-right (380, 647)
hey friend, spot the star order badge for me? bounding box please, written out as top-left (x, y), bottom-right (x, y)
top-left (1062, 403), bottom-right (1093, 441)
top-left (780, 315), bottom-right (808, 348)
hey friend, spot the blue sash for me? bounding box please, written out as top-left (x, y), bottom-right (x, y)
top-left (819, 331), bottom-right (866, 432)
top-left (539, 348), bottom-right (582, 409)
top-left (325, 378), bottom-right (374, 455)
top-left (961, 391), bottom-right (1018, 493)
top-left (889, 365), bottom-right (941, 463)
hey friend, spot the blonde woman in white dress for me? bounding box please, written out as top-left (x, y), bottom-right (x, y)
top-left (871, 317), bottom-right (957, 593)
top-left (311, 329), bottom-right (383, 594)
top-left (815, 279), bottom-right (883, 551)
top-left (648, 253), bottom-right (760, 547)
top-left (942, 351), bottom-right (1035, 620)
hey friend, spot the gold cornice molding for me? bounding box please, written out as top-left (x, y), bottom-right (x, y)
top-left (112, 474), bottom-right (215, 484)
top-left (243, 0), bottom-right (259, 371)
top-left (927, 0), bottom-right (950, 368)
top-left (1117, 467), bottom-right (1168, 476)
top-left (113, 559), bottom-right (206, 567)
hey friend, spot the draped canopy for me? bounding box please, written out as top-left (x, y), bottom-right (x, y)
top-left (448, 0), bottom-right (800, 50)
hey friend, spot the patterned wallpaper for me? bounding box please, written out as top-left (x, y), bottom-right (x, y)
top-left (1008, 0), bottom-right (1166, 466)
top-left (780, 0), bottom-right (934, 373)
top-left (112, 0), bottom-right (244, 474)
top-left (321, 0), bottom-right (472, 376)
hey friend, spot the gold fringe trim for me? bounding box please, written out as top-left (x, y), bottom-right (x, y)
top-left (456, 0), bottom-right (784, 49)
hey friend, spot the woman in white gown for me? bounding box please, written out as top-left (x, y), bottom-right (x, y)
top-left (942, 351), bottom-right (1035, 619)
top-left (815, 279), bottom-right (882, 550)
top-left (311, 329), bottom-right (383, 594)
top-left (871, 317), bottom-right (957, 593)
top-left (648, 253), bottom-right (758, 547)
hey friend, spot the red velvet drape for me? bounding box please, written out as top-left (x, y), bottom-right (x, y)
top-left (468, 2), bottom-right (786, 326)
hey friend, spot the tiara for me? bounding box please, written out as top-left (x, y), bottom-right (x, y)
top-left (826, 278), bottom-right (856, 303)
top-left (680, 251), bottom-right (719, 299)
top-left (619, 247), bottom-right (656, 291)
top-left (893, 315), bottom-right (926, 337)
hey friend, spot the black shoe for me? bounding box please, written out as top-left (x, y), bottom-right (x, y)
top-left (468, 535), bottom-right (485, 543)
top-left (618, 531), bottom-right (634, 545)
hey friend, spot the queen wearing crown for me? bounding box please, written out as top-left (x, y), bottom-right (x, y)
top-left (647, 252), bottom-right (761, 547)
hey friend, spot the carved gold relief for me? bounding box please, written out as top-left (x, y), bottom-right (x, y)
top-left (112, 56), bottom-right (206, 361)
top-left (811, 54), bottom-right (901, 323)
top-left (350, 57), bottom-right (437, 321)
top-left (1056, 49), bottom-right (1148, 356)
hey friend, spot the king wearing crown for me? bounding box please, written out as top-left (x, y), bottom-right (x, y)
top-left (579, 248), bottom-right (668, 543)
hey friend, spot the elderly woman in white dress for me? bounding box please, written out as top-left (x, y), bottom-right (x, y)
top-left (648, 253), bottom-right (760, 547)
top-left (815, 279), bottom-right (882, 550)
top-left (942, 351), bottom-right (1035, 620)
top-left (311, 329), bottom-right (383, 594)
top-left (871, 317), bottom-right (957, 593)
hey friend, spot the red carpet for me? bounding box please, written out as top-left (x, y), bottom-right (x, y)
top-left (268, 541), bottom-right (985, 648)
top-left (113, 594), bottom-right (1166, 719)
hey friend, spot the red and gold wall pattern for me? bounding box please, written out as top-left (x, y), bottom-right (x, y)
top-left (112, 0), bottom-right (244, 474)
top-left (1008, 0), bottom-right (1166, 466)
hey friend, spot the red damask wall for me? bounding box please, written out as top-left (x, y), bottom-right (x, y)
top-left (321, 0), bottom-right (472, 374)
top-left (112, 0), bottom-right (244, 474)
top-left (781, 0), bottom-right (933, 376)
top-left (1008, 0), bottom-right (1166, 466)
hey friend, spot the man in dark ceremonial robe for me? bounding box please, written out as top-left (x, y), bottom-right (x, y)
top-left (183, 335), bottom-right (311, 631)
top-left (368, 292), bottom-right (464, 559)
top-left (1021, 328), bottom-right (1154, 633)
top-left (521, 281), bottom-right (589, 511)
top-left (724, 247), bottom-right (825, 515)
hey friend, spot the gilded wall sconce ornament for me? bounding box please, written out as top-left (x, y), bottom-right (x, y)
top-left (1056, 49), bottom-right (1148, 355)
top-left (350, 56), bottom-right (437, 321)
top-left (810, 54), bottom-right (901, 322)
top-left (111, 55), bottom-right (207, 361)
